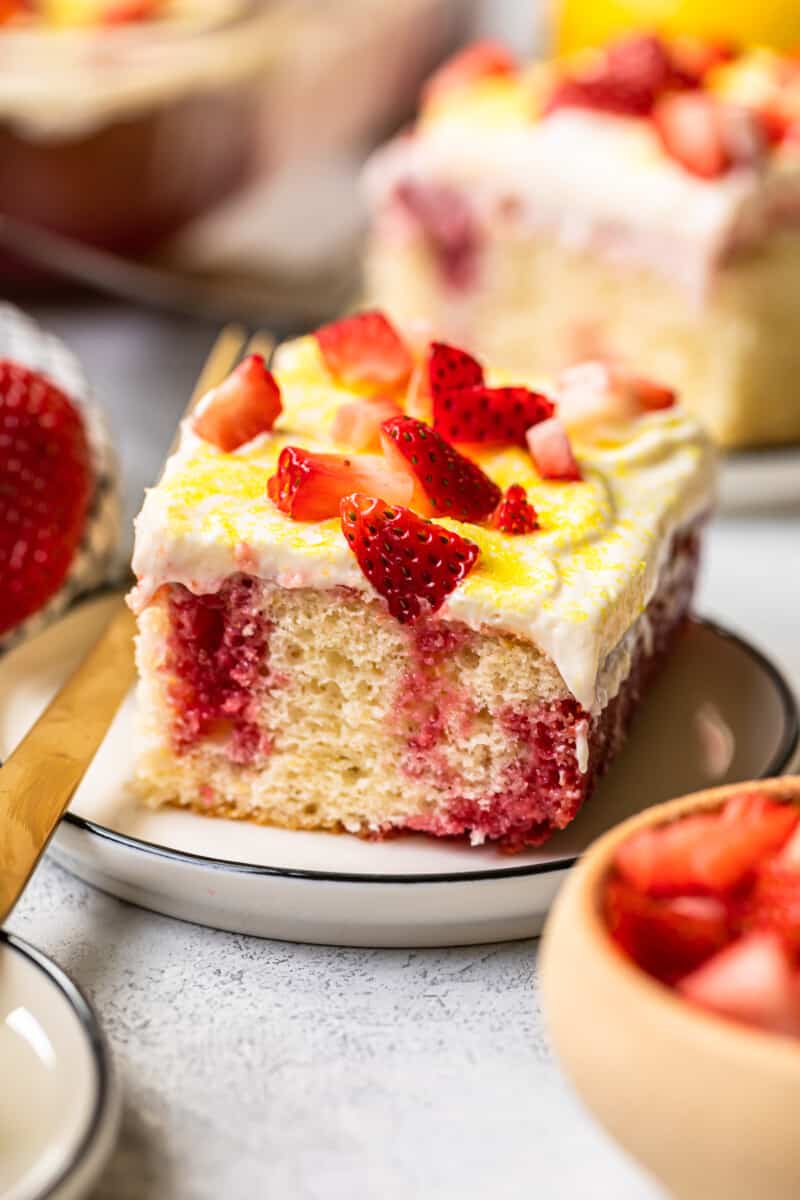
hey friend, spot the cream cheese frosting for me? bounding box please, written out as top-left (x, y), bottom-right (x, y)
top-left (363, 105), bottom-right (800, 299)
top-left (130, 335), bottom-right (715, 712)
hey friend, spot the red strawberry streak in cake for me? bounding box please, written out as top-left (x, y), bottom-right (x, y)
top-left (394, 181), bottom-right (481, 290)
top-left (162, 524), bottom-right (700, 849)
top-left (397, 524), bottom-right (701, 849)
top-left (391, 620), bottom-right (475, 793)
top-left (166, 575), bottom-right (279, 764)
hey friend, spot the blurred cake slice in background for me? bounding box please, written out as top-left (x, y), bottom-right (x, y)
top-left (0, 0), bottom-right (471, 277)
top-left (129, 313), bottom-right (714, 851)
top-left (363, 35), bottom-right (800, 448)
top-left (0, 304), bottom-right (119, 649)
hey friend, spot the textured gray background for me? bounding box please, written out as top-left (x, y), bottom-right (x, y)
top-left (7, 301), bottom-right (800, 1200)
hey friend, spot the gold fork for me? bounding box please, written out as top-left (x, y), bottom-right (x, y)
top-left (0, 324), bottom-right (273, 924)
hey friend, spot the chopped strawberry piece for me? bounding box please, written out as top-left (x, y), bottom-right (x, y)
top-left (315, 311), bottom-right (413, 392)
top-left (627, 375), bottom-right (677, 411)
top-left (668, 37), bottom-right (736, 86)
top-left (434, 384), bottom-right (554, 446)
top-left (653, 92), bottom-right (766, 179)
top-left (422, 40), bottom-right (517, 106)
top-left (0, 360), bottom-right (91, 636)
top-left (340, 493), bottom-right (479, 623)
top-left (760, 103), bottom-right (793, 147)
top-left (556, 361), bottom-right (676, 427)
top-left (740, 859), bottom-right (800, 953)
top-left (331, 395), bottom-right (402, 453)
top-left (720, 102), bottom-right (770, 162)
top-left (556, 361), bottom-right (633, 427)
top-left (103, 0), bottom-right (159, 22)
top-left (427, 341), bottom-right (484, 398)
top-left (653, 92), bottom-right (730, 178)
top-left (546, 33), bottom-right (681, 118)
top-left (678, 932), bottom-right (800, 1037)
top-left (380, 416), bottom-right (501, 522)
top-left (615, 796), bottom-right (798, 898)
top-left (193, 355), bottom-right (281, 452)
top-left (526, 417), bottom-right (582, 482)
top-left (267, 447), bottom-right (413, 521)
top-left (490, 484), bottom-right (539, 535)
top-left (605, 877), bottom-right (729, 983)
top-left (0, 0), bottom-right (25, 22)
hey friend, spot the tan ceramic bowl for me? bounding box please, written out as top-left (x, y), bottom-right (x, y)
top-left (540, 776), bottom-right (800, 1200)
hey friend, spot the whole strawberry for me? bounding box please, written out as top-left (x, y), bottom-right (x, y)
top-left (340, 493), bottom-right (479, 623)
top-left (0, 360), bottom-right (91, 635)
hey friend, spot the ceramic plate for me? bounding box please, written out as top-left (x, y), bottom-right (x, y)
top-left (2, 594), bottom-right (797, 948)
top-left (0, 932), bottom-right (119, 1200)
top-left (719, 447), bottom-right (800, 513)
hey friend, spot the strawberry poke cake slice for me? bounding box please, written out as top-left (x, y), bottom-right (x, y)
top-left (129, 311), bottom-right (714, 851)
top-left (363, 35), bottom-right (800, 449)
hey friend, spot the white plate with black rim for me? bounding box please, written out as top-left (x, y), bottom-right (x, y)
top-left (3, 593), bottom-right (798, 948)
top-left (0, 930), bottom-right (119, 1200)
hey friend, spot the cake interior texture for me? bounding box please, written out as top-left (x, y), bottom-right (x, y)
top-left (134, 522), bottom-right (701, 851)
top-left (366, 225), bottom-right (800, 451)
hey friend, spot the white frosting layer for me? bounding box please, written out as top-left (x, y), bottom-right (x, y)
top-left (363, 109), bottom-right (800, 297)
top-left (130, 340), bottom-right (715, 712)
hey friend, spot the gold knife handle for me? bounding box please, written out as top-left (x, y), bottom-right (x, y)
top-left (0, 603), bottom-right (136, 923)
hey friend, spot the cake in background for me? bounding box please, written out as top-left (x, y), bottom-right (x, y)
top-left (0, 304), bottom-right (119, 650)
top-left (362, 34), bottom-right (800, 448)
top-left (129, 311), bottom-right (714, 851)
top-left (0, 0), bottom-right (468, 272)
top-left (0, 0), bottom-right (275, 259)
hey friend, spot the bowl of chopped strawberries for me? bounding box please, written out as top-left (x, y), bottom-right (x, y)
top-left (539, 776), bottom-right (800, 1200)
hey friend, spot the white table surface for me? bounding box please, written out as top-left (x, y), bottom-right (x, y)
top-left (6, 301), bottom-right (800, 1200)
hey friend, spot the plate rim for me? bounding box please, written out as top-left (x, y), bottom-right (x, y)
top-left (0, 929), bottom-right (116, 1200)
top-left (39, 603), bottom-right (798, 887)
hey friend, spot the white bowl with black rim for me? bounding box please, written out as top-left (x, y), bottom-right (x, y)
top-left (0, 930), bottom-right (119, 1200)
top-left (1, 592), bottom-right (797, 948)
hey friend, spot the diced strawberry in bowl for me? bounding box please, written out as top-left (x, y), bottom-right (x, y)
top-left (678, 932), bottom-right (800, 1038)
top-left (541, 778), bottom-right (800, 1200)
top-left (604, 785), bottom-right (800, 1040)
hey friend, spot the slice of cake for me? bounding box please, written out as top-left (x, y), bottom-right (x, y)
top-left (363, 35), bottom-right (800, 449)
top-left (129, 311), bottom-right (714, 850)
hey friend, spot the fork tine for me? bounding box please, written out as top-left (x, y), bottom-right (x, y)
top-left (161, 324), bottom-right (247, 470)
top-left (244, 330), bottom-right (277, 366)
top-left (190, 323), bottom-right (248, 406)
